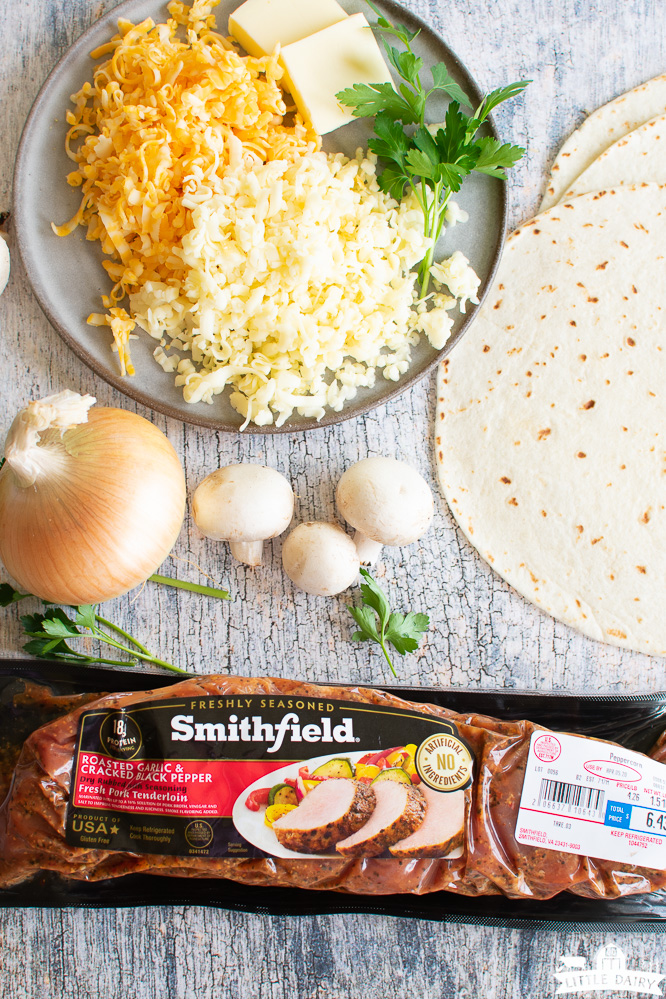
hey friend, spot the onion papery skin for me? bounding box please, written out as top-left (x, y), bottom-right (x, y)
top-left (0, 407), bottom-right (186, 605)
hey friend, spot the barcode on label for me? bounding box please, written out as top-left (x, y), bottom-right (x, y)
top-left (538, 779), bottom-right (606, 818)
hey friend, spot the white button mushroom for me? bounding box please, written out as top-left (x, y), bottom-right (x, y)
top-left (282, 522), bottom-right (360, 596)
top-left (192, 464), bottom-right (294, 566)
top-left (335, 457), bottom-right (434, 565)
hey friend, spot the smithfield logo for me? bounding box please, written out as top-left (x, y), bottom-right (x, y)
top-left (555, 944), bottom-right (665, 995)
top-left (170, 712), bottom-right (356, 754)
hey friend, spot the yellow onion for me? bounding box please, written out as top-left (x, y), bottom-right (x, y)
top-left (0, 391), bottom-right (186, 604)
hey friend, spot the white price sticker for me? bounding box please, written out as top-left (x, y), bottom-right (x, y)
top-left (516, 732), bottom-right (666, 870)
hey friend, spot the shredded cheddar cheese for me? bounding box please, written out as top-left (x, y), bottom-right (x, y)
top-left (53, 0), bottom-right (317, 374)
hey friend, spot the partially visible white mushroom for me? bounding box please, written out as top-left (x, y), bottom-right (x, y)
top-left (282, 522), bottom-right (360, 596)
top-left (0, 236), bottom-right (9, 297)
top-left (335, 457), bottom-right (434, 565)
top-left (192, 464), bottom-right (293, 566)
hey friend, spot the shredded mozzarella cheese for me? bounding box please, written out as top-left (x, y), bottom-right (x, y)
top-left (131, 151), bottom-right (471, 427)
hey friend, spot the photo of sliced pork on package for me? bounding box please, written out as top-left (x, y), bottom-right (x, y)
top-left (1, 660), bottom-right (665, 928)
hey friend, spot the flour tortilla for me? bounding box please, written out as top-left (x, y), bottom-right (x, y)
top-left (564, 113), bottom-right (666, 199)
top-left (435, 184), bottom-right (666, 653)
top-left (539, 74), bottom-right (666, 211)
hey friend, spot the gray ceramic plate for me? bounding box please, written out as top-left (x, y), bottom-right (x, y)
top-left (13, 0), bottom-right (506, 433)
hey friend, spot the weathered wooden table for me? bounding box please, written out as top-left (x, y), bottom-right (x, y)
top-left (1, 0), bottom-right (665, 995)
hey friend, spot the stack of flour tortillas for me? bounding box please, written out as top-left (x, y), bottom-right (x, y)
top-left (435, 75), bottom-right (666, 654)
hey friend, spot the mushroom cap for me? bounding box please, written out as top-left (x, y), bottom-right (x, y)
top-left (336, 457), bottom-right (433, 546)
top-left (282, 522), bottom-right (359, 596)
top-left (192, 464), bottom-right (293, 542)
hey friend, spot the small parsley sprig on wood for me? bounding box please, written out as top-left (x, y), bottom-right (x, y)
top-left (337, 1), bottom-right (529, 295)
top-left (348, 569), bottom-right (429, 676)
top-left (0, 583), bottom-right (187, 673)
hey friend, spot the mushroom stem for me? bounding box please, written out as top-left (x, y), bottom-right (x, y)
top-left (353, 532), bottom-right (384, 566)
top-left (229, 540), bottom-right (264, 566)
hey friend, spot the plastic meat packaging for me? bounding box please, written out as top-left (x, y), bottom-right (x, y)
top-left (1, 659), bottom-right (665, 929)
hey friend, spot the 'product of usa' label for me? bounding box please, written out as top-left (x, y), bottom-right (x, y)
top-left (516, 732), bottom-right (666, 870)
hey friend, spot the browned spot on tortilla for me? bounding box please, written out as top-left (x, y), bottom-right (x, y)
top-left (627, 337), bottom-right (636, 346)
top-left (579, 354), bottom-right (587, 361)
top-left (577, 282), bottom-right (585, 288)
top-left (493, 300), bottom-right (502, 310)
top-left (576, 451), bottom-right (586, 458)
top-left (438, 451), bottom-right (443, 460)
top-left (641, 509), bottom-right (651, 523)
top-left (533, 228), bottom-right (541, 234)
top-left (587, 296), bottom-right (599, 303)
top-left (628, 370), bottom-right (634, 376)
top-left (610, 573), bottom-right (615, 580)
top-left (508, 497), bottom-right (518, 506)
top-left (569, 320), bottom-right (577, 326)
top-left (498, 283), bottom-right (504, 290)
top-left (526, 370), bottom-right (532, 377)
top-left (506, 325), bottom-right (515, 330)
top-left (601, 353), bottom-right (609, 358)
top-left (620, 464), bottom-right (626, 469)
top-left (596, 261), bottom-right (608, 270)
top-left (607, 628), bottom-right (627, 639)
top-left (514, 441), bottom-right (521, 446)
top-left (620, 241), bottom-right (629, 248)
top-left (500, 476), bottom-right (511, 484)
top-left (440, 412), bottom-right (445, 420)
top-left (575, 599), bottom-right (581, 608)
top-left (537, 428), bottom-right (551, 440)
top-left (636, 565), bottom-right (647, 574)
top-left (582, 400), bottom-right (595, 410)
top-left (576, 525), bottom-right (584, 533)
top-left (632, 285), bottom-right (638, 293)
top-left (591, 536), bottom-right (602, 544)
top-left (541, 510), bottom-right (547, 517)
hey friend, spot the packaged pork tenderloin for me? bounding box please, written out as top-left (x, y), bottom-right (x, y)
top-left (1, 661), bottom-right (666, 927)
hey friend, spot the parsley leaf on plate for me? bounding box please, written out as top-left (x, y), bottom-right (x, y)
top-left (337, 4), bottom-right (529, 295)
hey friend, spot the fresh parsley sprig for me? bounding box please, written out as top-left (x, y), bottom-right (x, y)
top-left (0, 583), bottom-right (186, 673)
top-left (348, 569), bottom-right (429, 677)
top-left (337, 2), bottom-right (529, 295)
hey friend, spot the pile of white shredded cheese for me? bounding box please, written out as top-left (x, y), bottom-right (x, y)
top-left (131, 150), bottom-right (478, 427)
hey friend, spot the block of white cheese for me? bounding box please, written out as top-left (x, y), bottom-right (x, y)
top-left (228, 0), bottom-right (348, 59)
top-left (279, 13), bottom-right (394, 135)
